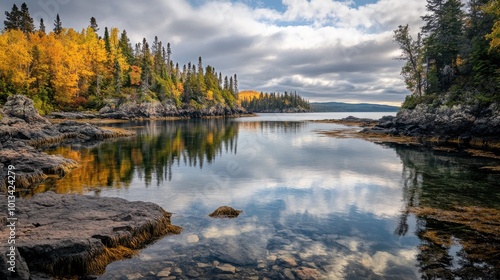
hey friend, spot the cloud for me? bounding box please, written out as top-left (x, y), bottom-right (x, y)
top-left (0, 0), bottom-right (427, 105)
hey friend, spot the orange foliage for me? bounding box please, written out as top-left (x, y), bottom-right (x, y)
top-left (130, 66), bottom-right (142, 86)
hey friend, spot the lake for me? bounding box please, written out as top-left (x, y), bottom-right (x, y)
top-left (38, 112), bottom-right (500, 279)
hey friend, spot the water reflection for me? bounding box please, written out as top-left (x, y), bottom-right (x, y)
top-left (31, 116), bottom-right (500, 279)
top-left (37, 119), bottom-right (239, 193)
top-left (391, 144), bottom-right (500, 279)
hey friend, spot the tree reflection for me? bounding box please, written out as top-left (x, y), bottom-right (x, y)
top-left (391, 144), bottom-right (500, 279)
top-left (35, 119), bottom-right (239, 194)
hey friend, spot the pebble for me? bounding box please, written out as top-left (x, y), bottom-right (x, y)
top-left (214, 263), bottom-right (237, 274)
top-left (126, 273), bottom-right (143, 280)
top-left (197, 262), bottom-right (211, 268)
top-left (283, 268), bottom-right (296, 279)
top-left (157, 267), bottom-right (172, 277)
top-left (294, 267), bottom-right (322, 280)
top-left (171, 267), bottom-right (183, 276)
top-left (187, 234), bottom-right (200, 243)
top-left (278, 256), bottom-right (298, 267)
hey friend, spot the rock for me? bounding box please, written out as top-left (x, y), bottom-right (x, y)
top-left (0, 95), bottom-right (134, 190)
top-left (209, 206), bottom-right (242, 218)
top-left (0, 192), bottom-right (182, 278)
top-left (213, 263), bottom-right (236, 274)
top-left (157, 268), bottom-right (172, 277)
top-left (2, 94), bottom-right (50, 125)
top-left (171, 267), bottom-right (183, 276)
top-left (267, 255), bottom-right (278, 262)
top-left (126, 273), bottom-right (144, 280)
top-left (282, 268), bottom-right (296, 280)
top-left (186, 269), bottom-right (201, 278)
top-left (277, 256), bottom-right (298, 267)
top-left (294, 267), bottom-right (323, 280)
top-left (363, 102), bottom-right (500, 146)
top-left (187, 234), bottom-right (200, 243)
top-left (48, 112), bottom-right (98, 119)
top-left (0, 247), bottom-right (31, 280)
top-left (197, 262), bottom-right (211, 268)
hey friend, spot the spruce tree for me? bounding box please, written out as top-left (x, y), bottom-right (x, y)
top-left (53, 14), bottom-right (63, 34)
top-left (20, 2), bottom-right (35, 33)
top-left (104, 27), bottom-right (111, 53)
top-left (89, 17), bottom-right (99, 32)
top-left (4, 4), bottom-right (21, 31)
top-left (39, 18), bottom-right (46, 34)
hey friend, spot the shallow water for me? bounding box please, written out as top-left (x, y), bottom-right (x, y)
top-left (39, 112), bottom-right (500, 279)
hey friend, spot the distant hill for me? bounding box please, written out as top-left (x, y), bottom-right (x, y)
top-left (310, 102), bottom-right (399, 112)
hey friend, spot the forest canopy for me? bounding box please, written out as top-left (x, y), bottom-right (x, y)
top-left (394, 0), bottom-right (500, 109)
top-left (0, 3), bottom-right (240, 113)
top-left (239, 91), bottom-right (311, 113)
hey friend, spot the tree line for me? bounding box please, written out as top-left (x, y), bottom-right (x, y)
top-left (394, 0), bottom-right (499, 108)
top-left (240, 91), bottom-right (310, 112)
top-left (0, 3), bottom-right (239, 113)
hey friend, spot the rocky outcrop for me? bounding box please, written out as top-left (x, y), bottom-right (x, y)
top-left (0, 192), bottom-right (182, 278)
top-left (98, 99), bottom-right (248, 119)
top-left (363, 103), bottom-right (500, 144)
top-left (0, 95), bottom-right (135, 190)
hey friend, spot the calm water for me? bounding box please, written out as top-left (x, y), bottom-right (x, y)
top-left (38, 113), bottom-right (500, 279)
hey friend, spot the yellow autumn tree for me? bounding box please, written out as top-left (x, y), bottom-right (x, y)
top-left (0, 30), bottom-right (34, 90)
top-left (485, 0), bottom-right (500, 51)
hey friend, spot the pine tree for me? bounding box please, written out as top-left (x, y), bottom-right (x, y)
top-left (119, 30), bottom-right (134, 64)
top-left (39, 18), bottom-right (46, 34)
top-left (394, 25), bottom-right (424, 96)
top-left (4, 4), bottom-right (21, 31)
top-left (20, 3), bottom-right (35, 33)
top-left (166, 43), bottom-right (172, 77)
top-left (53, 14), bottom-right (63, 34)
top-left (421, 0), bottom-right (464, 92)
top-left (89, 17), bottom-right (99, 32)
top-left (104, 27), bottom-right (111, 53)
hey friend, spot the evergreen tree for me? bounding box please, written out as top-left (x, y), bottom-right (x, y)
top-left (39, 18), bottom-right (46, 34)
top-left (422, 0), bottom-right (464, 92)
top-left (53, 14), bottom-right (63, 34)
top-left (394, 25), bottom-right (424, 96)
top-left (104, 27), bottom-right (111, 53)
top-left (89, 16), bottom-right (99, 32)
top-left (20, 3), bottom-right (35, 33)
top-left (167, 43), bottom-right (172, 76)
top-left (119, 30), bottom-right (134, 64)
top-left (4, 4), bottom-right (21, 31)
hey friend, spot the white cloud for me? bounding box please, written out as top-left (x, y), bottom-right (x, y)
top-left (0, 0), bottom-right (428, 104)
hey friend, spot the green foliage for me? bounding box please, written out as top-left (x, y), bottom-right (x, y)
top-left (401, 94), bottom-right (437, 109)
top-left (241, 91), bottom-right (310, 112)
top-left (397, 0), bottom-right (499, 108)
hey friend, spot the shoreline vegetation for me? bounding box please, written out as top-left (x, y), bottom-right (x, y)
top-left (0, 3), bottom-right (248, 119)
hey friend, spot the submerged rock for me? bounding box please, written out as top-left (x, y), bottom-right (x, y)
top-left (0, 192), bottom-right (182, 278)
top-left (209, 206), bottom-right (243, 218)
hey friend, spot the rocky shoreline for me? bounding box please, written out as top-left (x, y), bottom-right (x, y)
top-left (363, 103), bottom-right (500, 149)
top-left (0, 95), bottom-right (135, 191)
top-left (47, 99), bottom-right (251, 120)
top-left (0, 192), bottom-right (182, 279)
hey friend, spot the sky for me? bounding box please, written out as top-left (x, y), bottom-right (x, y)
top-left (0, 0), bottom-right (428, 105)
